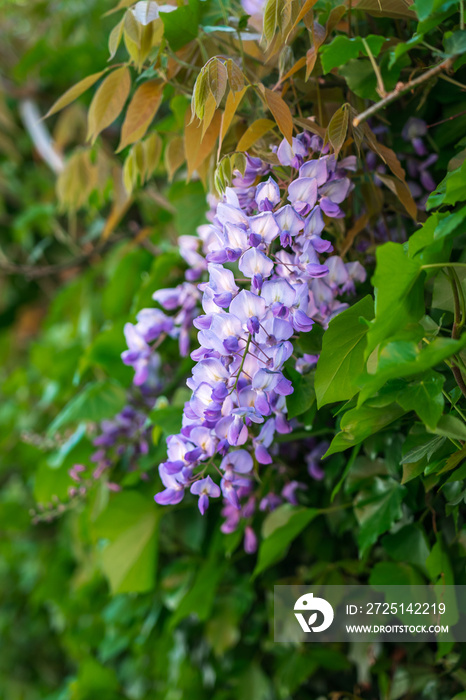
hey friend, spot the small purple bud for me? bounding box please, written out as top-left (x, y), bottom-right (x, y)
top-left (244, 526), bottom-right (258, 554)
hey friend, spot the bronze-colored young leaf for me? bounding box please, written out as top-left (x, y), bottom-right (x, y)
top-left (237, 118), bottom-right (276, 152)
top-left (185, 109), bottom-right (222, 178)
top-left (208, 59), bottom-right (228, 108)
top-left (45, 70), bottom-right (107, 119)
top-left (364, 127), bottom-right (407, 182)
top-left (263, 87), bottom-right (293, 144)
top-left (377, 172), bottom-right (417, 221)
top-left (87, 66), bottom-right (131, 143)
top-left (226, 59), bottom-right (245, 93)
top-left (143, 132), bottom-right (162, 179)
top-left (354, 0), bottom-right (415, 18)
top-left (56, 148), bottom-right (98, 211)
top-left (286, 0), bottom-right (318, 40)
top-left (165, 136), bottom-right (185, 181)
top-left (218, 87), bottom-right (248, 158)
top-left (108, 17), bottom-right (124, 60)
top-left (305, 21), bottom-right (326, 79)
top-left (327, 103), bottom-right (349, 156)
top-left (117, 80), bottom-right (164, 151)
top-left (191, 68), bottom-right (210, 121)
top-left (262, 0), bottom-right (282, 45)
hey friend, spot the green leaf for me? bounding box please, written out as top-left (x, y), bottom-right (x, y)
top-left (408, 208), bottom-right (466, 258)
top-left (396, 372), bottom-right (444, 429)
top-left (355, 477), bottom-right (406, 556)
top-left (48, 380), bottom-right (127, 435)
top-left (365, 242), bottom-right (424, 356)
top-left (432, 266), bottom-right (466, 313)
top-left (441, 445), bottom-right (466, 474)
top-left (412, 0), bottom-right (446, 21)
top-left (444, 29), bottom-right (466, 56)
top-left (369, 561), bottom-right (425, 585)
top-left (426, 160), bottom-right (466, 210)
top-left (320, 35), bottom-right (385, 73)
top-left (324, 402), bottom-right (405, 457)
top-left (169, 544), bottom-right (225, 627)
top-left (401, 435), bottom-right (445, 463)
top-left (358, 336), bottom-right (465, 404)
top-left (286, 367), bottom-right (316, 419)
top-left (381, 524), bottom-right (430, 570)
top-left (401, 460), bottom-right (426, 484)
top-left (298, 323), bottom-right (324, 354)
top-left (253, 507), bottom-right (320, 577)
top-left (426, 536), bottom-right (455, 584)
top-left (149, 405), bottom-right (183, 434)
top-left (315, 295), bottom-right (374, 408)
top-left (432, 413), bottom-right (466, 441)
top-left (93, 491), bottom-right (161, 594)
top-left (161, 0), bottom-right (200, 50)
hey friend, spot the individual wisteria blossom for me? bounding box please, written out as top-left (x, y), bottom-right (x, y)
top-left (121, 130), bottom-right (367, 550)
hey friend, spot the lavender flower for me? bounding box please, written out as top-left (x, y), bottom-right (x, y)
top-left (118, 131), bottom-right (367, 548)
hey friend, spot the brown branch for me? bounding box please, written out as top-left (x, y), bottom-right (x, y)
top-left (353, 57), bottom-right (454, 127)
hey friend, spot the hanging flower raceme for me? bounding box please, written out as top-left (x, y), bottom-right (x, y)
top-left (120, 132), bottom-right (366, 540)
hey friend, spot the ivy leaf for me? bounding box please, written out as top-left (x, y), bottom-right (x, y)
top-left (432, 414), bottom-right (466, 441)
top-left (427, 161), bottom-right (466, 210)
top-left (358, 336), bottom-right (466, 404)
top-left (324, 403), bottom-right (405, 457)
top-left (369, 561), bottom-right (425, 585)
top-left (253, 507), bottom-right (320, 577)
top-left (45, 70), bottom-right (107, 118)
top-left (355, 477), bottom-right (406, 556)
top-left (401, 435), bottom-right (445, 463)
top-left (87, 66), bottom-right (131, 143)
top-left (320, 35), bottom-right (385, 73)
top-left (444, 29), bottom-right (466, 56)
top-left (365, 242), bottom-right (424, 356)
top-left (315, 295), bottom-right (374, 408)
top-left (382, 524), bottom-right (430, 570)
top-left (93, 491), bottom-right (161, 594)
top-left (396, 372), bottom-right (444, 430)
top-left (326, 103), bottom-right (349, 156)
top-left (118, 79), bottom-right (164, 151)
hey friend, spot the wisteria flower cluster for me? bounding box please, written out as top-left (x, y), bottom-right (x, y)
top-left (121, 132), bottom-right (366, 546)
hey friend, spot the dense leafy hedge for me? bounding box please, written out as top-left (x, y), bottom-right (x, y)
top-left (1, 0), bottom-right (466, 697)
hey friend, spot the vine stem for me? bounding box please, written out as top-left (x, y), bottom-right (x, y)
top-left (448, 270), bottom-right (466, 399)
top-left (353, 57), bottom-right (454, 127)
top-left (421, 263), bottom-right (466, 270)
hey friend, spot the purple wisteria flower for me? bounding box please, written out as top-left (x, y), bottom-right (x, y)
top-left (118, 130), bottom-right (367, 552)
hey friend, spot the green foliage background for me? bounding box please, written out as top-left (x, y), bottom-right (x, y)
top-left (1, 0), bottom-right (466, 698)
